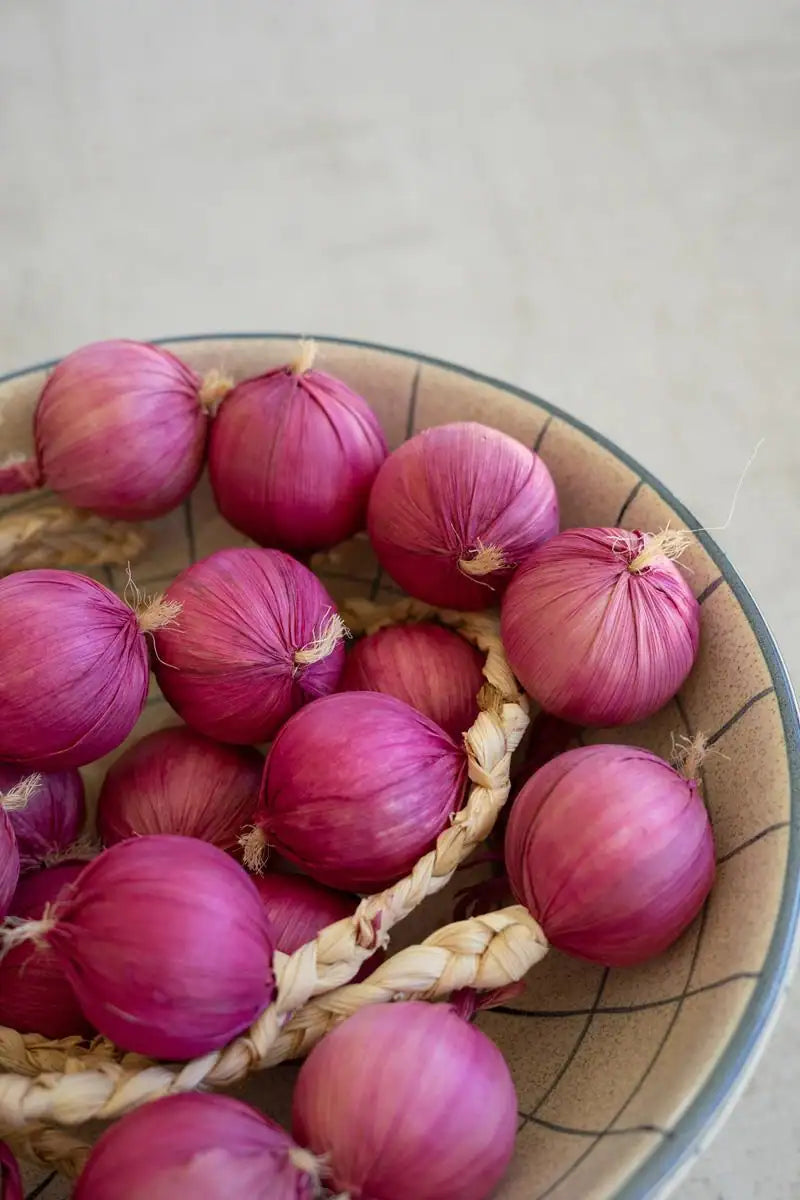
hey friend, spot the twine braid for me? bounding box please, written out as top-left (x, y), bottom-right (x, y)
top-left (0, 907), bottom-right (547, 1168)
top-left (0, 504), bottom-right (148, 574)
top-left (0, 595), bottom-right (531, 1167)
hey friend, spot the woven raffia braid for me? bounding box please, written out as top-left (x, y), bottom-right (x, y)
top-left (0, 594), bottom-right (537, 1172)
top-left (0, 503), bottom-right (148, 574)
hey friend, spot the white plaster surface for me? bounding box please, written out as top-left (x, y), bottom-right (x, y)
top-left (0, 2), bottom-right (798, 1196)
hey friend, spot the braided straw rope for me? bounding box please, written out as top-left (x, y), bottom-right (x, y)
top-left (0, 594), bottom-right (533, 1170)
top-left (0, 504), bottom-right (148, 574)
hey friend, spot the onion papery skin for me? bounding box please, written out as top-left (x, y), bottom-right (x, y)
top-left (0, 1140), bottom-right (22, 1200)
top-left (98, 726), bottom-right (262, 851)
top-left (367, 421), bottom-right (558, 610)
top-left (505, 744), bottom-right (715, 966)
top-left (209, 362), bottom-right (387, 554)
top-left (339, 622), bottom-right (483, 739)
top-left (258, 692), bottom-right (467, 892)
top-left (153, 548), bottom-right (345, 744)
top-left (292, 1001), bottom-right (517, 1200)
top-left (0, 863), bottom-right (91, 1038)
top-left (30, 340), bottom-right (207, 520)
top-left (41, 836), bottom-right (276, 1058)
top-left (74, 1093), bottom-right (316, 1200)
top-left (0, 812), bottom-right (19, 920)
top-left (252, 872), bottom-right (382, 981)
top-left (0, 763), bottom-right (85, 872)
top-left (0, 571), bottom-right (151, 770)
top-left (501, 527), bottom-right (700, 726)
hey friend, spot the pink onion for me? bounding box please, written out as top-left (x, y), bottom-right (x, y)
top-left (154, 548), bottom-right (346, 744)
top-left (505, 743), bottom-right (715, 966)
top-left (75, 1093), bottom-right (317, 1200)
top-left (0, 763), bottom-right (85, 872)
top-left (0, 570), bottom-right (178, 770)
top-left (0, 802), bottom-right (20, 921)
top-left (209, 341), bottom-right (387, 554)
top-left (339, 623), bottom-right (483, 739)
top-left (252, 872), bottom-right (383, 980)
top-left (368, 421), bottom-right (558, 610)
top-left (98, 726), bottom-right (262, 851)
top-left (0, 1141), bottom-right (22, 1200)
top-left (0, 863), bottom-right (92, 1038)
top-left (501, 527), bottom-right (700, 725)
top-left (8, 835), bottom-right (276, 1058)
top-left (292, 1001), bottom-right (517, 1200)
top-left (251, 692), bottom-right (467, 892)
top-left (0, 340), bottom-right (231, 519)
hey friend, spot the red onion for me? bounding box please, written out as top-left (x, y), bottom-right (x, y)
top-left (292, 1001), bottom-right (517, 1200)
top-left (209, 341), bottom-right (387, 554)
top-left (252, 872), bottom-right (382, 980)
top-left (339, 622), bottom-right (483, 739)
top-left (0, 340), bottom-right (231, 519)
top-left (154, 548), bottom-right (346, 744)
top-left (0, 1141), bottom-right (22, 1200)
top-left (505, 743), bottom-right (715, 966)
top-left (98, 726), bottom-right (262, 851)
top-left (501, 527), bottom-right (700, 725)
top-left (368, 421), bottom-right (558, 609)
top-left (0, 798), bottom-right (20, 920)
top-left (6, 835), bottom-right (276, 1058)
top-left (75, 1093), bottom-right (317, 1200)
top-left (0, 862), bottom-right (91, 1038)
top-left (0, 570), bottom-right (178, 770)
top-left (0, 763), bottom-right (85, 872)
top-left (251, 692), bottom-right (467, 892)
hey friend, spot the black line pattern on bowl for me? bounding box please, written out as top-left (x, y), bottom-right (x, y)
top-left (708, 688), bottom-right (775, 747)
top-left (533, 415), bottom-right (553, 454)
top-left (615, 479), bottom-right (644, 526)
top-left (697, 576), bottom-right (724, 605)
top-left (717, 823), bottom-right (791, 865)
top-left (496, 972), bottom-right (761, 1020)
top-left (25, 1173), bottom-right (56, 1200)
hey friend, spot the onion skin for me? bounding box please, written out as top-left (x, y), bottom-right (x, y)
top-left (257, 692), bottom-right (467, 892)
top-left (368, 421), bottom-right (558, 610)
top-left (0, 1140), bottom-right (22, 1200)
top-left (339, 623), bottom-right (483, 739)
top-left (0, 763), bottom-right (85, 872)
top-left (0, 863), bottom-right (92, 1039)
top-left (209, 362), bottom-right (387, 554)
top-left (501, 527), bottom-right (700, 726)
top-left (0, 571), bottom-right (150, 769)
top-left (74, 1093), bottom-right (316, 1200)
top-left (292, 1001), bottom-right (517, 1200)
top-left (252, 872), bottom-right (382, 981)
top-left (154, 548), bottom-right (346, 744)
top-left (505, 744), bottom-right (715, 966)
top-left (0, 811), bottom-right (19, 920)
top-left (98, 726), bottom-right (262, 852)
top-left (39, 836), bottom-right (276, 1059)
top-left (31, 340), bottom-right (207, 520)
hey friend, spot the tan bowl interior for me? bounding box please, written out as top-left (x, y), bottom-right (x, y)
top-left (0, 337), bottom-right (795, 1200)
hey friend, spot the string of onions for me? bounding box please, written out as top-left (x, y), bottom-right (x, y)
top-left (0, 569), bottom-right (180, 769)
top-left (0, 339), bottom-right (233, 519)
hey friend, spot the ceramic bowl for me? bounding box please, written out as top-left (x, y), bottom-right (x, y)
top-left (1, 335), bottom-right (797, 1200)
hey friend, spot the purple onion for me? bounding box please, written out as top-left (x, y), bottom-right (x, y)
top-left (0, 763), bottom-right (85, 872)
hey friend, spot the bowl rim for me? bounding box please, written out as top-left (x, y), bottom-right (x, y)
top-left (2, 332), bottom-right (798, 1199)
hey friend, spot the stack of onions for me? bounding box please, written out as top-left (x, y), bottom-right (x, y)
top-left (292, 1001), bottom-right (517, 1200)
top-left (0, 570), bottom-right (179, 769)
top-left (0, 863), bottom-right (92, 1038)
top-left (209, 341), bottom-right (387, 554)
top-left (153, 548), bottom-right (346, 744)
top-left (6, 836), bottom-right (276, 1057)
top-left (0, 763), bottom-right (85, 871)
top-left (339, 622), bottom-right (484, 738)
top-left (505, 742), bottom-right (715, 965)
top-left (368, 421), bottom-right (558, 609)
top-left (98, 726), bottom-right (262, 851)
top-left (0, 339), bottom-right (232, 518)
top-left (75, 1094), bottom-right (318, 1199)
top-left (248, 691), bottom-right (467, 891)
top-left (501, 527), bottom-right (700, 725)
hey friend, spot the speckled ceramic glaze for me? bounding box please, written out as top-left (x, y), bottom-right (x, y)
top-left (1, 337), bottom-right (797, 1200)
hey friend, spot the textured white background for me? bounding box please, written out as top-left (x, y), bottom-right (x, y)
top-left (0, 2), bottom-right (798, 1196)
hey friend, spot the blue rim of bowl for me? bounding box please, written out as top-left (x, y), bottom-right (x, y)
top-left (2, 333), bottom-right (798, 1199)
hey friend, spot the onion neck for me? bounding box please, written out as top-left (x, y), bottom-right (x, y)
top-left (240, 824), bottom-right (268, 873)
top-left (294, 613), bottom-right (349, 669)
top-left (0, 774), bottom-right (40, 811)
top-left (458, 542), bottom-right (508, 578)
top-left (136, 594), bottom-right (182, 634)
top-left (628, 528), bottom-right (692, 574)
top-left (289, 339), bottom-right (318, 376)
top-left (198, 368), bottom-right (234, 413)
top-left (673, 732), bottom-right (709, 781)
